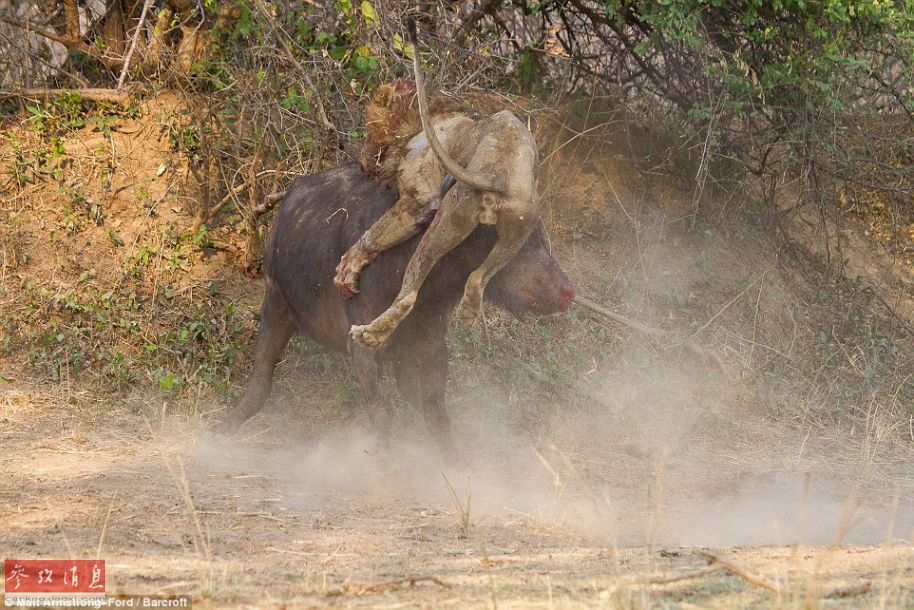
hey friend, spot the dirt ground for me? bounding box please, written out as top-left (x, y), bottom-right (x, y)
top-left (2, 379), bottom-right (912, 609)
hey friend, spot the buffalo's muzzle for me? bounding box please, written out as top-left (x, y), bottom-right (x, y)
top-left (558, 280), bottom-right (575, 312)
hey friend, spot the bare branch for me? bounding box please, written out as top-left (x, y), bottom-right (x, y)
top-left (117, 0), bottom-right (156, 89)
top-left (453, 0), bottom-right (503, 46)
top-left (250, 0), bottom-right (335, 134)
top-left (0, 88), bottom-right (134, 104)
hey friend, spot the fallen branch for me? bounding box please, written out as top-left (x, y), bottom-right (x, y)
top-left (822, 581), bottom-right (871, 598)
top-left (324, 576), bottom-right (449, 597)
top-left (207, 239), bottom-right (240, 255)
top-left (573, 295), bottom-right (664, 338)
top-left (0, 88), bottom-right (133, 105)
top-left (573, 295), bottom-right (729, 373)
top-left (698, 553), bottom-right (871, 600)
top-left (699, 552), bottom-right (781, 594)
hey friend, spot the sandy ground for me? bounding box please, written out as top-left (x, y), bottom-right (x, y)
top-left (2, 380), bottom-right (912, 609)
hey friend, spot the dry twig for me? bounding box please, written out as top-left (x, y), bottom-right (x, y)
top-left (116, 0), bottom-right (155, 89)
top-left (207, 172), bottom-right (285, 221)
top-left (441, 471), bottom-right (471, 537)
top-left (324, 576), bottom-right (449, 597)
top-left (699, 552), bottom-right (781, 593)
top-left (573, 295), bottom-right (729, 373)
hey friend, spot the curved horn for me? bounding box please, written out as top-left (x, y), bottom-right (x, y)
top-left (406, 18), bottom-right (504, 194)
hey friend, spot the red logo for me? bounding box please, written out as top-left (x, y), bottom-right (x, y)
top-left (4, 560), bottom-right (105, 593)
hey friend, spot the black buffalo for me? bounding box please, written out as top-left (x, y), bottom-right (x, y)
top-left (219, 164), bottom-right (574, 453)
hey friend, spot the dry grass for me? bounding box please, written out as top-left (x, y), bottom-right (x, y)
top-left (441, 471), bottom-right (472, 538)
top-left (1, 381), bottom-right (911, 608)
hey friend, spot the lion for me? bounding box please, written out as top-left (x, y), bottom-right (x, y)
top-left (339, 19), bottom-right (543, 350)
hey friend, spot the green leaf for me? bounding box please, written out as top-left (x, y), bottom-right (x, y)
top-left (393, 33), bottom-right (415, 60)
top-left (159, 373), bottom-right (176, 390)
top-left (354, 56), bottom-right (371, 72)
top-left (237, 6), bottom-right (253, 36)
top-left (360, 0), bottom-right (379, 25)
top-left (295, 17), bottom-right (310, 40)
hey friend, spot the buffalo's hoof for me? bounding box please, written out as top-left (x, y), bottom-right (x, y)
top-left (210, 416), bottom-right (243, 435)
top-left (350, 323), bottom-right (389, 349)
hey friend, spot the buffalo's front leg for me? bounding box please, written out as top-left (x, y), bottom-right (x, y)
top-left (334, 195), bottom-right (426, 298)
top-left (350, 342), bottom-right (393, 439)
top-left (391, 325), bottom-right (454, 459)
top-left (351, 197), bottom-right (478, 349)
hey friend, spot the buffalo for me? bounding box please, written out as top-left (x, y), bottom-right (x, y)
top-left (218, 164), bottom-right (574, 454)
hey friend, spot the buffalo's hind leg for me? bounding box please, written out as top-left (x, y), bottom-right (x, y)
top-left (215, 281), bottom-right (296, 432)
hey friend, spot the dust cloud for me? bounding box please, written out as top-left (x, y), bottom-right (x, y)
top-left (193, 350), bottom-right (914, 548)
top-left (193, 200), bottom-right (914, 549)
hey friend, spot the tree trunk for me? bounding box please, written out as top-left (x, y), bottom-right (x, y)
top-left (99, 0), bottom-right (127, 57)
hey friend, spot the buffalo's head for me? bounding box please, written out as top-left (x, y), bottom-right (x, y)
top-left (487, 222), bottom-right (574, 316)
